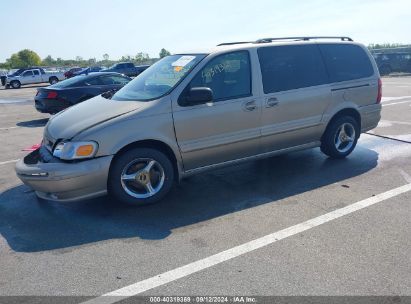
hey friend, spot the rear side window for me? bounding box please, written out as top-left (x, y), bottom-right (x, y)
top-left (258, 45), bottom-right (328, 93)
top-left (33, 70), bottom-right (40, 75)
top-left (319, 44), bottom-right (374, 82)
top-left (83, 77), bottom-right (103, 86)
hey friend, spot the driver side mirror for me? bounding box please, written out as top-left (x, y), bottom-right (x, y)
top-left (183, 87), bottom-right (213, 106)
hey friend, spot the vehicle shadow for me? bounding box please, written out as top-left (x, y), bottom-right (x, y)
top-left (0, 146), bottom-right (378, 252)
top-left (3, 83), bottom-right (49, 90)
top-left (16, 118), bottom-right (49, 128)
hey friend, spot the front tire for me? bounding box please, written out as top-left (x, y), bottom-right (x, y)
top-left (321, 116), bottom-right (360, 159)
top-left (10, 80), bottom-right (21, 89)
top-left (108, 148), bottom-right (174, 206)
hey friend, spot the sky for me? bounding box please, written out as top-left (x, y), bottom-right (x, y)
top-left (0, 0), bottom-right (410, 62)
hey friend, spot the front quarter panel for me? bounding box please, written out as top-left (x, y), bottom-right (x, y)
top-left (75, 95), bottom-right (182, 168)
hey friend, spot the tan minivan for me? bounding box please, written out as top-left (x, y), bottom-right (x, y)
top-left (16, 36), bottom-right (382, 205)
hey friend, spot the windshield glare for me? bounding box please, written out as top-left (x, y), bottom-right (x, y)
top-left (112, 54), bottom-right (206, 101)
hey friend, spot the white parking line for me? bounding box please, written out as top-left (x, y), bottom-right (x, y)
top-left (382, 100), bottom-right (411, 107)
top-left (380, 120), bottom-right (411, 126)
top-left (0, 159), bottom-right (19, 166)
top-left (82, 183), bottom-right (411, 304)
top-left (381, 96), bottom-right (411, 102)
top-left (0, 126), bottom-right (19, 130)
top-left (0, 99), bottom-right (31, 104)
top-left (399, 169), bottom-right (411, 183)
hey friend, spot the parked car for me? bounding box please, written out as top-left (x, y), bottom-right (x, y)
top-left (102, 62), bottom-right (149, 77)
top-left (64, 67), bottom-right (82, 79)
top-left (6, 68), bottom-right (66, 88)
top-left (16, 36), bottom-right (381, 206)
top-left (72, 66), bottom-right (104, 76)
top-left (373, 52), bottom-right (411, 75)
top-left (34, 72), bottom-right (131, 114)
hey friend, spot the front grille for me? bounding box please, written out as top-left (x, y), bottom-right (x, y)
top-left (39, 145), bottom-right (54, 163)
top-left (23, 145), bottom-right (57, 165)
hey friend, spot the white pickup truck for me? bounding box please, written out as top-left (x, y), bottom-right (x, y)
top-left (6, 68), bottom-right (66, 89)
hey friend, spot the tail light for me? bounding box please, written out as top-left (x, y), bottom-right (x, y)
top-left (376, 78), bottom-right (382, 104)
top-left (46, 91), bottom-right (58, 99)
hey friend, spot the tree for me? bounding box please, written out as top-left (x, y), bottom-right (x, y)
top-left (17, 49), bottom-right (42, 66)
top-left (103, 53), bottom-right (109, 61)
top-left (120, 55), bottom-right (132, 62)
top-left (88, 58), bottom-right (96, 65)
top-left (6, 54), bottom-right (24, 68)
top-left (159, 48), bottom-right (171, 58)
top-left (6, 49), bottom-right (41, 68)
top-left (75, 56), bottom-right (83, 62)
top-left (135, 52), bottom-right (149, 64)
top-left (42, 55), bottom-right (55, 66)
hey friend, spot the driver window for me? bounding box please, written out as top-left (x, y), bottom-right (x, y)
top-left (189, 51), bottom-right (251, 102)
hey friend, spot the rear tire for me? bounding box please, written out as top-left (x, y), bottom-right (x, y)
top-left (321, 116), bottom-right (360, 159)
top-left (49, 77), bottom-right (58, 85)
top-left (108, 148), bottom-right (174, 206)
top-left (10, 80), bottom-right (21, 89)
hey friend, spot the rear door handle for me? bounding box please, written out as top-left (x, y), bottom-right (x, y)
top-left (243, 100), bottom-right (257, 111)
top-left (266, 97), bottom-right (279, 108)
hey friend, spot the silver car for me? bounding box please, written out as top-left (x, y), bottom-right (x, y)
top-left (15, 36), bottom-right (382, 205)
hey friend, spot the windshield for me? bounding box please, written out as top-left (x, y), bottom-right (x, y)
top-left (8, 69), bottom-right (23, 76)
top-left (112, 54), bottom-right (206, 101)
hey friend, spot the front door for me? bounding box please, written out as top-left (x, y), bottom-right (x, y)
top-left (172, 51), bottom-right (262, 171)
top-left (20, 70), bottom-right (34, 84)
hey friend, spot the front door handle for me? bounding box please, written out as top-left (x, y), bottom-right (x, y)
top-left (266, 97), bottom-right (279, 108)
top-left (243, 100), bottom-right (257, 111)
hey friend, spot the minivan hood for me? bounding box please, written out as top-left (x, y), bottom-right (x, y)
top-left (46, 95), bottom-right (142, 140)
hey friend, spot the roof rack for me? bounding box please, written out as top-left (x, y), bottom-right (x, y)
top-left (255, 36), bottom-right (353, 43)
top-left (217, 36), bottom-right (353, 46)
top-left (217, 41), bottom-right (253, 46)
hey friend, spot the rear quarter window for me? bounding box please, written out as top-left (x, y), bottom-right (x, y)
top-left (319, 44), bottom-right (374, 82)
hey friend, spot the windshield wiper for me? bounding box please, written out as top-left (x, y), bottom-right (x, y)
top-left (101, 88), bottom-right (119, 99)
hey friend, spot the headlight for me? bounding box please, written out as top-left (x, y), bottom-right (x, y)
top-left (53, 141), bottom-right (98, 160)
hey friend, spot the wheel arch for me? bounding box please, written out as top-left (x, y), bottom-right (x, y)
top-left (110, 139), bottom-right (181, 180)
top-left (49, 76), bottom-right (59, 83)
top-left (322, 108), bottom-right (361, 140)
top-left (10, 79), bottom-right (21, 87)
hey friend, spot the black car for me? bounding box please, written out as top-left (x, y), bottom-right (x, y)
top-left (34, 72), bottom-right (131, 114)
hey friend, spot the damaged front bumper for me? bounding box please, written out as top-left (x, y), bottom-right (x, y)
top-left (15, 146), bottom-right (113, 202)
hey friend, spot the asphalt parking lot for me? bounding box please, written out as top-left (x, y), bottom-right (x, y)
top-left (0, 78), bottom-right (410, 301)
